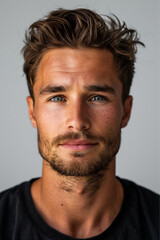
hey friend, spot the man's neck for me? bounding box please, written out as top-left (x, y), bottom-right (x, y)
top-left (31, 160), bottom-right (124, 239)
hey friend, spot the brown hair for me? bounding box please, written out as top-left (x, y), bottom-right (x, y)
top-left (22, 8), bottom-right (144, 101)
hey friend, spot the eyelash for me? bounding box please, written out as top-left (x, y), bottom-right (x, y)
top-left (90, 95), bottom-right (106, 101)
top-left (49, 96), bottom-right (66, 102)
top-left (48, 95), bottom-right (108, 103)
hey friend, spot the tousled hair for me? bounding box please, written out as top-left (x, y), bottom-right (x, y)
top-left (22, 8), bottom-right (144, 101)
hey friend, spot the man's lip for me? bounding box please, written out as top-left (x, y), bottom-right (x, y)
top-left (59, 140), bottom-right (98, 145)
top-left (59, 140), bottom-right (98, 151)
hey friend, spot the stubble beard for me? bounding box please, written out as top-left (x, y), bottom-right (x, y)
top-left (37, 130), bottom-right (121, 177)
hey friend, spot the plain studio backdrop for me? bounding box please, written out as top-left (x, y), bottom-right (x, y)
top-left (0, 0), bottom-right (159, 193)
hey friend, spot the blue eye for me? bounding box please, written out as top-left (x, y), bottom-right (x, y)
top-left (91, 96), bottom-right (105, 101)
top-left (50, 96), bottom-right (65, 102)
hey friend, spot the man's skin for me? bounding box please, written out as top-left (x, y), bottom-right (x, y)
top-left (27, 48), bottom-right (132, 238)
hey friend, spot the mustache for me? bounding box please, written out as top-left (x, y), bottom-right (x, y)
top-left (51, 131), bottom-right (106, 146)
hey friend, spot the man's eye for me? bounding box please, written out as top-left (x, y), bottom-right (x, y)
top-left (50, 96), bottom-right (65, 102)
top-left (91, 96), bottom-right (105, 101)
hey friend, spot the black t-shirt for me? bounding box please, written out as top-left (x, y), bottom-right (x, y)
top-left (0, 177), bottom-right (159, 240)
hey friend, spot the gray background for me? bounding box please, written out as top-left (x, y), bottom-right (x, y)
top-left (0, 0), bottom-right (159, 193)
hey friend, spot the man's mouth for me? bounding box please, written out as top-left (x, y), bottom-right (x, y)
top-left (59, 140), bottom-right (98, 151)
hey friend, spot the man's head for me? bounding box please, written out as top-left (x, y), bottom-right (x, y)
top-left (23, 9), bottom-right (143, 177)
top-left (22, 8), bottom-right (144, 103)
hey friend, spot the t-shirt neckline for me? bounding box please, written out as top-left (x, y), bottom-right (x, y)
top-left (22, 177), bottom-right (132, 240)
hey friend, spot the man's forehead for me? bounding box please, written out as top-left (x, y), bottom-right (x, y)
top-left (33, 47), bottom-right (122, 94)
top-left (38, 48), bottom-right (115, 73)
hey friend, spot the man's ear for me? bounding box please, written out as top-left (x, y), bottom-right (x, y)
top-left (121, 96), bottom-right (133, 128)
top-left (26, 96), bottom-right (37, 128)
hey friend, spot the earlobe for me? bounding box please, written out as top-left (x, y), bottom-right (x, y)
top-left (121, 96), bottom-right (133, 128)
top-left (26, 96), bottom-right (37, 128)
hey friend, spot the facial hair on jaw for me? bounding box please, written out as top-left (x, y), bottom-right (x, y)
top-left (37, 130), bottom-right (121, 177)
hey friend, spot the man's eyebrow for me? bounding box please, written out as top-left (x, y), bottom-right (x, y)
top-left (84, 85), bottom-right (115, 94)
top-left (39, 85), bottom-right (68, 95)
top-left (39, 84), bottom-right (116, 95)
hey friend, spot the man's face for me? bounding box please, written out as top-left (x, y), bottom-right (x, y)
top-left (27, 48), bottom-right (132, 177)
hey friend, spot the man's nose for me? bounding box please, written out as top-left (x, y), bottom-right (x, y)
top-left (66, 100), bottom-right (91, 131)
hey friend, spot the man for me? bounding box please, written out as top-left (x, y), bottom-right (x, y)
top-left (0, 8), bottom-right (159, 240)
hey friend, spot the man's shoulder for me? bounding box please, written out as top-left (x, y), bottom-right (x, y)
top-left (119, 177), bottom-right (160, 232)
top-left (0, 180), bottom-right (29, 202)
top-left (0, 182), bottom-right (23, 196)
top-left (0, 179), bottom-right (40, 239)
top-left (0, 180), bottom-right (31, 219)
top-left (120, 177), bottom-right (159, 200)
top-left (0, 179), bottom-right (39, 218)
